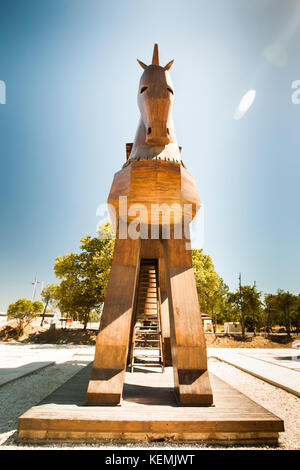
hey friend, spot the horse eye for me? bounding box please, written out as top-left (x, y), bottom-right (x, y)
top-left (167, 87), bottom-right (174, 94)
top-left (140, 86), bottom-right (148, 93)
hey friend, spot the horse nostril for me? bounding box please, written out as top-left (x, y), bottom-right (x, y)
top-left (147, 127), bottom-right (152, 135)
top-left (167, 128), bottom-right (170, 135)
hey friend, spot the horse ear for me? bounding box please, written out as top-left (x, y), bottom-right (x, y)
top-left (137, 59), bottom-right (147, 70)
top-left (164, 60), bottom-right (174, 71)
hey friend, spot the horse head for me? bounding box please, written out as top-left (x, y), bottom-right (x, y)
top-left (126, 44), bottom-right (181, 164)
top-left (137, 44), bottom-right (175, 145)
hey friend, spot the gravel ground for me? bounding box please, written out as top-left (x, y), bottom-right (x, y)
top-left (0, 345), bottom-right (299, 450)
top-left (208, 359), bottom-right (300, 450)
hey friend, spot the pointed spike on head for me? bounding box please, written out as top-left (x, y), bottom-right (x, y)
top-left (152, 43), bottom-right (159, 65)
top-left (164, 59), bottom-right (174, 71)
top-left (137, 59), bottom-right (148, 70)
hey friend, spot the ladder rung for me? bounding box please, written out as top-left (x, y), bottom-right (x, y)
top-left (139, 281), bottom-right (157, 284)
top-left (132, 363), bottom-right (162, 367)
top-left (139, 281), bottom-right (156, 283)
top-left (134, 354), bottom-right (162, 358)
top-left (136, 320), bottom-right (158, 322)
top-left (137, 307), bottom-right (158, 311)
top-left (130, 262), bottom-right (164, 373)
top-left (137, 314), bottom-right (158, 317)
top-left (136, 330), bottom-right (160, 334)
top-left (136, 327), bottom-right (159, 330)
top-left (136, 319), bottom-right (158, 322)
top-left (136, 325), bottom-right (158, 328)
top-left (135, 325), bottom-right (160, 333)
top-left (137, 316), bottom-right (158, 319)
top-left (137, 302), bottom-right (157, 305)
top-left (135, 339), bottom-right (160, 342)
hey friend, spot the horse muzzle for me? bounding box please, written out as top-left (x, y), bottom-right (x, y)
top-left (145, 122), bottom-right (171, 145)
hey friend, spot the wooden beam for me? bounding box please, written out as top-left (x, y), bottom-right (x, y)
top-left (86, 238), bottom-right (140, 405)
top-left (158, 254), bottom-right (172, 366)
top-left (163, 233), bottom-right (213, 405)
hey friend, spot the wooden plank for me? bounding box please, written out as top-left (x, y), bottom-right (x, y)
top-left (17, 430), bottom-right (279, 445)
top-left (86, 238), bottom-right (140, 405)
top-left (159, 255), bottom-right (172, 366)
top-left (18, 364), bottom-right (284, 444)
top-left (163, 237), bottom-right (213, 405)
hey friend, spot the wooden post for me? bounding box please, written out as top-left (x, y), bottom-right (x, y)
top-left (163, 229), bottom-right (213, 405)
top-left (158, 255), bottom-right (172, 366)
top-left (86, 237), bottom-right (140, 405)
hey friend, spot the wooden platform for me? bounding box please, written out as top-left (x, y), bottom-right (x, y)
top-left (17, 364), bottom-right (284, 445)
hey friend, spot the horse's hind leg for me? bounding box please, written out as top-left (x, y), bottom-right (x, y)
top-left (162, 236), bottom-right (213, 405)
top-left (86, 237), bottom-right (140, 405)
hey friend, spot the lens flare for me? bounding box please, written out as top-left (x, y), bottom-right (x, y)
top-left (234, 89), bottom-right (256, 120)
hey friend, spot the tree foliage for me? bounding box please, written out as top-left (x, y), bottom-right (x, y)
top-left (192, 249), bottom-right (222, 329)
top-left (54, 223), bottom-right (115, 329)
top-left (7, 298), bottom-right (43, 336)
top-left (40, 283), bottom-right (59, 326)
top-left (264, 290), bottom-right (299, 337)
top-left (208, 278), bottom-right (229, 332)
top-left (225, 283), bottom-right (262, 337)
top-left (49, 222), bottom-right (300, 336)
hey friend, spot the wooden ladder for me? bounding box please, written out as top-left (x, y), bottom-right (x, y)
top-left (130, 260), bottom-right (165, 373)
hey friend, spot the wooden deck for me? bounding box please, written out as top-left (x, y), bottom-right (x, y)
top-left (17, 364), bottom-right (284, 445)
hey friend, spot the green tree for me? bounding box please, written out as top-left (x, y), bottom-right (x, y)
top-left (7, 298), bottom-right (43, 337)
top-left (54, 223), bottom-right (115, 329)
top-left (270, 290), bottom-right (298, 338)
top-left (192, 249), bottom-right (220, 309)
top-left (192, 249), bottom-right (220, 329)
top-left (223, 293), bottom-right (241, 323)
top-left (242, 283), bottom-right (263, 334)
top-left (206, 278), bottom-right (229, 333)
top-left (226, 283), bottom-right (262, 338)
top-left (226, 291), bottom-right (243, 334)
top-left (263, 293), bottom-right (278, 333)
top-left (40, 283), bottom-right (59, 326)
top-left (291, 295), bottom-right (300, 334)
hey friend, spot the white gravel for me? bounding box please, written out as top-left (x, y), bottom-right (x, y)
top-left (0, 344), bottom-right (299, 450)
top-left (208, 359), bottom-right (300, 450)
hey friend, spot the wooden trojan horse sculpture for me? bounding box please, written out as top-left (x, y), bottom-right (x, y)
top-left (86, 44), bottom-right (213, 406)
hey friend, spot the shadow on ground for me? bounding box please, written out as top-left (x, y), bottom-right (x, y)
top-left (24, 329), bottom-right (97, 345)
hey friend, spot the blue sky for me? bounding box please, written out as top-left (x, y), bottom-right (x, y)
top-left (0, 0), bottom-right (299, 310)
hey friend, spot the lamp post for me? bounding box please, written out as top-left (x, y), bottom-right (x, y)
top-left (239, 272), bottom-right (246, 339)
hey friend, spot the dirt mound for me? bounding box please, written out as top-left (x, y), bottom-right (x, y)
top-left (1, 320), bottom-right (298, 348)
top-left (205, 333), bottom-right (298, 348)
top-left (23, 328), bottom-right (97, 345)
top-left (0, 321), bottom-right (97, 345)
top-left (0, 320), bottom-right (47, 342)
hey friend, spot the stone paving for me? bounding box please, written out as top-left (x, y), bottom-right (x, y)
top-left (0, 342), bottom-right (299, 449)
top-left (1, 342), bottom-right (299, 397)
top-left (0, 342), bottom-right (95, 386)
top-left (208, 348), bottom-right (300, 397)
